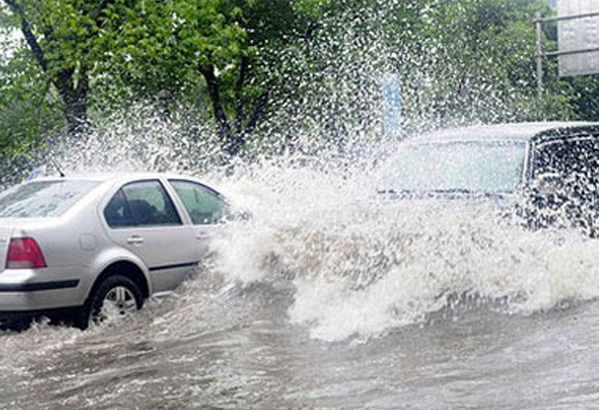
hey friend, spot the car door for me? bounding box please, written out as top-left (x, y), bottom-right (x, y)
top-left (103, 179), bottom-right (197, 293)
top-left (167, 179), bottom-right (229, 261)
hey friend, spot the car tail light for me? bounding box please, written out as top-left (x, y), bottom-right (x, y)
top-left (6, 238), bottom-right (47, 269)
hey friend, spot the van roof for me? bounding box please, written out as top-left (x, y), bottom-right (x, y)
top-left (410, 122), bottom-right (599, 144)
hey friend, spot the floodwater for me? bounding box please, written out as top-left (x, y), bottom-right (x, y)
top-left (2, 161), bottom-right (599, 410)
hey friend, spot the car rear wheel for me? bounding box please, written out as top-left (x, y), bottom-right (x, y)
top-left (76, 275), bottom-right (144, 329)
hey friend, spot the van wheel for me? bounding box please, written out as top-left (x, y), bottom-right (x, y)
top-left (76, 275), bottom-right (144, 329)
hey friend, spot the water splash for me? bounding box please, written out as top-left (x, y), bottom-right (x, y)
top-left (209, 156), bottom-right (599, 342)
top-left (0, 0), bottom-right (586, 345)
top-left (4, 122), bottom-right (599, 344)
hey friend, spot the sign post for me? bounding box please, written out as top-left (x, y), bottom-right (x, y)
top-left (536, 12), bottom-right (544, 95)
top-left (535, 1), bottom-right (599, 95)
top-left (382, 73), bottom-right (403, 140)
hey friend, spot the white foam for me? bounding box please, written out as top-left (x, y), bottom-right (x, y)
top-left (210, 159), bottom-right (599, 342)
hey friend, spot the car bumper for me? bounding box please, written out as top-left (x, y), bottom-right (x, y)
top-left (0, 268), bottom-right (85, 313)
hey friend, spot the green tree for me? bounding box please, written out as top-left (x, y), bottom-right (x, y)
top-left (97, 0), bottom-right (325, 156)
top-left (2, 0), bottom-right (598, 168)
top-left (0, 5), bottom-right (62, 162)
top-left (395, 0), bottom-right (573, 127)
top-left (0, 49), bottom-right (64, 157)
top-left (0, 0), bottom-right (120, 133)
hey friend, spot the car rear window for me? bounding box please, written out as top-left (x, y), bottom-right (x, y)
top-left (0, 180), bottom-right (100, 218)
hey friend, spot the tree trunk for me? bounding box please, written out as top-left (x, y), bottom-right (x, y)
top-left (200, 65), bottom-right (240, 156)
top-left (63, 92), bottom-right (89, 135)
top-left (3, 0), bottom-right (92, 136)
top-left (244, 89), bottom-right (270, 137)
top-left (55, 69), bottom-right (90, 135)
top-left (201, 63), bottom-right (271, 157)
top-left (234, 57), bottom-right (249, 135)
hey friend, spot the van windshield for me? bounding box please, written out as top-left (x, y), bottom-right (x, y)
top-left (381, 141), bottom-right (527, 193)
top-left (0, 180), bottom-right (100, 218)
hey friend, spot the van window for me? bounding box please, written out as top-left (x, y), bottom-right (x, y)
top-left (533, 137), bottom-right (599, 178)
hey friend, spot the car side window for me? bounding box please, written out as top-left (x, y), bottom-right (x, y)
top-left (104, 189), bottom-right (135, 228)
top-left (169, 180), bottom-right (227, 225)
top-left (529, 137), bottom-right (599, 233)
top-left (104, 180), bottom-right (182, 228)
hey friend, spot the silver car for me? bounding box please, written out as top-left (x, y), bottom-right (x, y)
top-left (0, 173), bottom-right (231, 329)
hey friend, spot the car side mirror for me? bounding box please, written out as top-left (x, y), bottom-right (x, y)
top-left (235, 210), bottom-right (252, 221)
top-left (224, 207), bottom-right (252, 222)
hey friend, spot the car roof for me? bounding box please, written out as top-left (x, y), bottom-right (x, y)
top-left (31, 172), bottom-right (205, 184)
top-left (408, 122), bottom-right (599, 144)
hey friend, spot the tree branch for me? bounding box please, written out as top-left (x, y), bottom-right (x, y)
top-left (244, 88), bottom-right (270, 137)
top-left (301, 21), bottom-right (321, 41)
top-left (2, 0), bottom-right (47, 72)
top-left (234, 56), bottom-right (249, 135)
top-left (91, 0), bottom-right (115, 29)
top-left (200, 65), bottom-right (234, 151)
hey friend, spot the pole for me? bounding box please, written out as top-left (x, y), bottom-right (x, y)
top-left (535, 12), bottom-right (544, 96)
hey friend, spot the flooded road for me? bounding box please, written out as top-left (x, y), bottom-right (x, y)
top-left (3, 280), bottom-right (599, 410)
top-left (3, 162), bottom-right (599, 410)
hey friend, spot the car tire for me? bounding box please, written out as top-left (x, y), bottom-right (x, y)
top-left (75, 275), bottom-right (144, 330)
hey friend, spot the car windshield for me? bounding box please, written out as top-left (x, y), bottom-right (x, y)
top-left (0, 180), bottom-right (100, 218)
top-left (381, 141), bottom-right (527, 193)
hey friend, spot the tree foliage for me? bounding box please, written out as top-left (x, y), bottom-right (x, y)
top-left (1, 0), bottom-right (599, 165)
top-left (93, 0), bottom-right (324, 155)
top-left (394, 0), bottom-right (573, 126)
top-left (0, 0), bottom-right (120, 134)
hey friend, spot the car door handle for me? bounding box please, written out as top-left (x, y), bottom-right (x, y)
top-left (127, 235), bottom-right (144, 245)
top-left (195, 232), bottom-right (209, 240)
